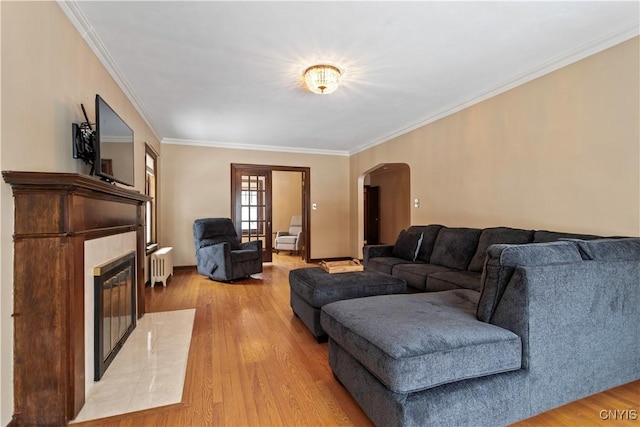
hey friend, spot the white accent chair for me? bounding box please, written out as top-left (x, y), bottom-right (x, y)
top-left (275, 215), bottom-right (303, 255)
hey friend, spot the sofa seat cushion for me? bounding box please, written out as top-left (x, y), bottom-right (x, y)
top-left (426, 270), bottom-right (482, 292)
top-left (321, 290), bottom-right (522, 394)
top-left (367, 256), bottom-right (416, 275)
top-left (392, 263), bottom-right (452, 291)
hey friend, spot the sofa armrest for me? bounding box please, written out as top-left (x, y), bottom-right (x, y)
top-left (240, 239), bottom-right (262, 252)
top-left (363, 244), bottom-right (394, 267)
top-left (196, 242), bottom-right (230, 277)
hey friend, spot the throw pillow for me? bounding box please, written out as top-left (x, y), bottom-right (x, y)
top-left (413, 224), bottom-right (444, 262)
top-left (392, 230), bottom-right (424, 261)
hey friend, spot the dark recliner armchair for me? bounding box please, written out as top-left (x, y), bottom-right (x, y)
top-left (193, 218), bottom-right (263, 282)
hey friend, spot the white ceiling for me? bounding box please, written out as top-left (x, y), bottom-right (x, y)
top-left (61, 1), bottom-right (639, 156)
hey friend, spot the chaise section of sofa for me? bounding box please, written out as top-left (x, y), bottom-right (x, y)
top-left (324, 237), bottom-right (640, 426)
top-left (321, 290), bottom-right (522, 394)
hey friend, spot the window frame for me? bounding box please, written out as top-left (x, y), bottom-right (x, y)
top-left (145, 143), bottom-right (159, 255)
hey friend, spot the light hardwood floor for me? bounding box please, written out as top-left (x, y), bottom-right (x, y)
top-left (74, 254), bottom-right (639, 426)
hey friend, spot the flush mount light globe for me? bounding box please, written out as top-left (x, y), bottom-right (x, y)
top-left (304, 64), bottom-right (341, 95)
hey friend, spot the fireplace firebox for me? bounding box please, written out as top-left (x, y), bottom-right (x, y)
top-left (94, 251), bottom-right (136, 380)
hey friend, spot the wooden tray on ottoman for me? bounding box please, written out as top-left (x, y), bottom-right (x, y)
top-left (319, 259), bottom-right (363, 274)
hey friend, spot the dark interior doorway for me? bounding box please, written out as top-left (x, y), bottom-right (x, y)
top-left (364, 185), bottom-right (380, 245)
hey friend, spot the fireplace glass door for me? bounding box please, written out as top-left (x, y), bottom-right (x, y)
top-left (94, 251), bottom-right (136, 380)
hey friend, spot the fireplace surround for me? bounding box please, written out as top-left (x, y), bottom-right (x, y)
top-left (3, 172), bottom-right (150, 426)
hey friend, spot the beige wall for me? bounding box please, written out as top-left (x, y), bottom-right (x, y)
top-left (350, 37), bottom-right (640, 256)
top-left (0, 2), bottom-right (161, 423)
top-left (272, 171), bottom-right (303, 242)
top-left (160, 143), bottom-right (350, 266)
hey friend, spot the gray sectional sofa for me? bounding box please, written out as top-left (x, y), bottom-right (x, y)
top-left (321, 225), bottom-right (640, 426)
top-left (363, 224), bottom-right (601, 292)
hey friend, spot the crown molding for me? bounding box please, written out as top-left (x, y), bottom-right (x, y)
top-left (57, 0), bottom-right (637, 157)
top-left (161, 138), bottom-right (350, 157)
top-left (350, 22), bottom-right (639, 156)
top-left (57, 0), bottom-right (162, 143)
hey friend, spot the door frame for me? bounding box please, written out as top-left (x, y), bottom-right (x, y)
top-left (231, 166), bottom-right (273, 261)
top-left (231, 163), bottom-right (311, 262)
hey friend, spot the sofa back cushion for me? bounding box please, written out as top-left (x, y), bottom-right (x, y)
top-left (532, 230), bottom-right (600, 243)
top-left (476, 241), bottom-right (583, 322)
top-left (575, 237), bottom-right (640, 261)
top-left (409, 224), bottom-right (444, 262)
top-left (429, 227), bottom-right (482, 270)
top-left (467, 227), bottom-right (534, 272)
top-left (392, 229), bottom-right (423, 261)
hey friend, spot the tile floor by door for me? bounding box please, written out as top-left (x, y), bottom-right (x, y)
top-left (71, 309), bottom-right (195, 423)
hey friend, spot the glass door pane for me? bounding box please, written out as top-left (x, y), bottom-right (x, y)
top-left (233, 168), bottom-right (272, 262)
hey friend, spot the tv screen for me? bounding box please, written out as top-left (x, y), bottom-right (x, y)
top-left (95, 95), bottom-right (134, 187)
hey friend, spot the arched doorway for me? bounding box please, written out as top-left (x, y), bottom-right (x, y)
top-left (357, 163), bottom-right (410, 258)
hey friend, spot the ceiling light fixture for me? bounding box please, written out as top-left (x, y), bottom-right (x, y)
top-left (304, 64), bottom-right (341, 95)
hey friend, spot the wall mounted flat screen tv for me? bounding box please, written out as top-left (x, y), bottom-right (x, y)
top-left (95, 95), bottom-right (135, 187)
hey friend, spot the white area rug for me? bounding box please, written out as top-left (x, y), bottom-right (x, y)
top-left (71, 309), bottom-right (195, 423)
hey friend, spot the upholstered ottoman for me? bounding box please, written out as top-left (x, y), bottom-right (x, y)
top-left (289, 267), bottom-right (407, 342)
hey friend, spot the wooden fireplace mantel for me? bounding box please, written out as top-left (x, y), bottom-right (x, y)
top-left (2, 171), bottom-right (151, 426)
